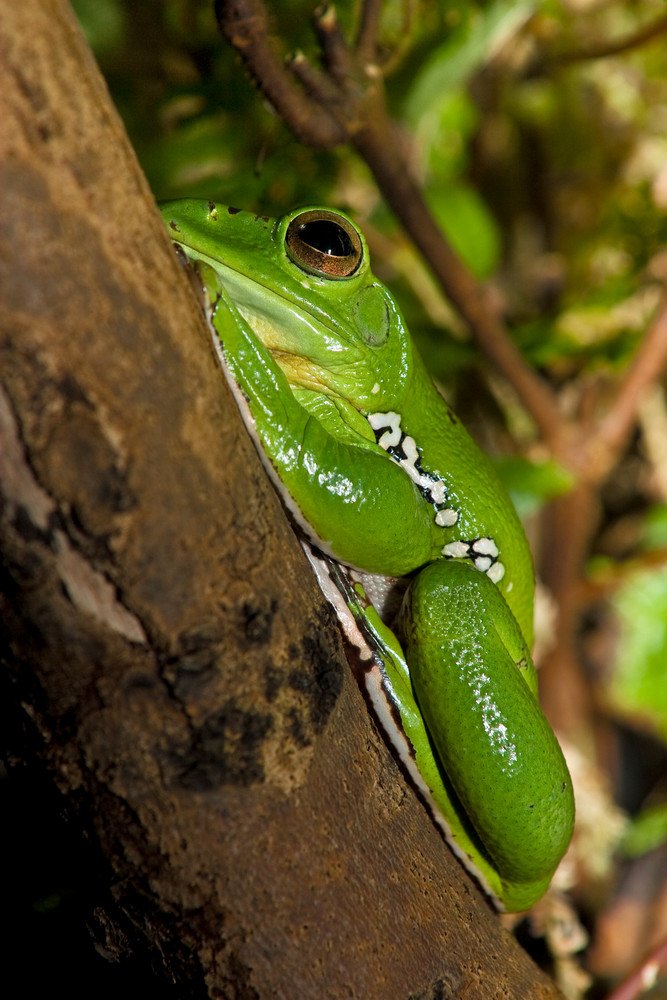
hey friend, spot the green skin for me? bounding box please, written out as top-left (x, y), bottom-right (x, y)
top-left (161, 200), bottom-right (575, 911)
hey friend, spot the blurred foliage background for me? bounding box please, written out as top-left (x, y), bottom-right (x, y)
top-left (73, 0), bottom-right (667, 395)
top-left (9, 0), bottom-right (667, 996)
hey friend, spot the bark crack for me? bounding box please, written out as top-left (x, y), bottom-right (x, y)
top-left (1, 383), bottom-right (147, 644)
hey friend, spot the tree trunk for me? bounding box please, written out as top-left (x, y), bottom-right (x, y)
top-left (0, 1), bottom-right (565, 996)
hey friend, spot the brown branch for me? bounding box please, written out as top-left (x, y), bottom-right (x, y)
top-left (214, 0), bottom-right (345, 146)
top-left (536, 301), bottom-right (667, 731)
top-left (536, 483), bottom-right (600, 736)
top-left (356, 0), bottom-right (418, 76)
top-left (590, 296), bottom-right (667, 479)
top-left (349, 109), bottom-right (564, 445)
top-left (313, 3), bottom-right (353, 82)
top-left (355, 0), bottom-right (385, 60)
top-left (215, 0), bottom-right (564, 447)
top-left (536, 301), bottom-right (667, 735)
top-left (604, 935), bottom-right (667, 1000)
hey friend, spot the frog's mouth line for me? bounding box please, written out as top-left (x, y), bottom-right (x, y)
top-left (176, 237), bottom-right (353, 351)
top-left (178, 247), bottom-right (372, 410)
top-left (183, 257), bottom-right (365, 425)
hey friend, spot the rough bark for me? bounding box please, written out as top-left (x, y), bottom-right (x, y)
top-left (0, 1), bottom-right (565, 996)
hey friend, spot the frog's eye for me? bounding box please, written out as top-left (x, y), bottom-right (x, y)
top-left (285, 210), bottom-right (363, 279)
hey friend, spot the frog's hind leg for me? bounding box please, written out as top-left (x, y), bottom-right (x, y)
top-left (398, 559), bottom-right (574, 910)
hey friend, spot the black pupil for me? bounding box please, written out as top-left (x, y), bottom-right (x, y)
top-left (298, 219), bottom-right (354, 257)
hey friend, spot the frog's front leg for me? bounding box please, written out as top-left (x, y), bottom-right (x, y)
top-left (398, 559), bottom-right (575, 912)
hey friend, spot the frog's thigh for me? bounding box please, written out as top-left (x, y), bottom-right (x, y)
top-left (400, 560), bottom-right (574, 887)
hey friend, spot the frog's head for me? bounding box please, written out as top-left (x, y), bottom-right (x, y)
top-left (161, 200), bottom-right (415, 413)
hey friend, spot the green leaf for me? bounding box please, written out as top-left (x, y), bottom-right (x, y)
top-left (405, 0), bottom-right (535, 123)
top-left (429, 182), bottom-right (501, 278)
top-left (610, 565), bottom-right (667, 741)
top-left (493, 456), bottom-right (575, 519)
top-left (642, 504), bottom-right (667, 550)
top-left (620, 803), bottom-right (667, 859)
top-left (71, 0), bottom-right (124, 55)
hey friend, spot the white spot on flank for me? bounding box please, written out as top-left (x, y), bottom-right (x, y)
top-left (435, 508), bottom-right (458, 527)
top-left (368, 411), bottom-right (402, 449)
top-left (369, 413), bottom-right (449, 500)
top-left (442, 533), bottom-right (506, 586)
top-left (473, 537), bottom-right (499, 558)
top-left (443, 541), bottom-right (470, 559)
top-left (427, 480), bottom-right (447, 505)
top-left (371, 383), bottom-right (380, 394)
top-left (402, 434), bottom-right (420, 467)
top-left (368, 410), bottom-right (462, 524)
top-left (400, 435), bottom-right (446, 501)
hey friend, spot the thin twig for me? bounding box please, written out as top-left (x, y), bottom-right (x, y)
top-left (592, 297), bottom-right (667, 479)
top-left (355, 0), bottom-right (384, 62)
top-left (349, 108), bottom-right (564, 445)
top-left (544, 13), bottom-right (667, 68)
top-left (356, 0), bottom-right (419, 77)
top-left (214, 0), bottom-right (344, 147)
top-left (314, 4), bottom-right (353, 83)
top-left (603, 935), bottom-right (667, 1000)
